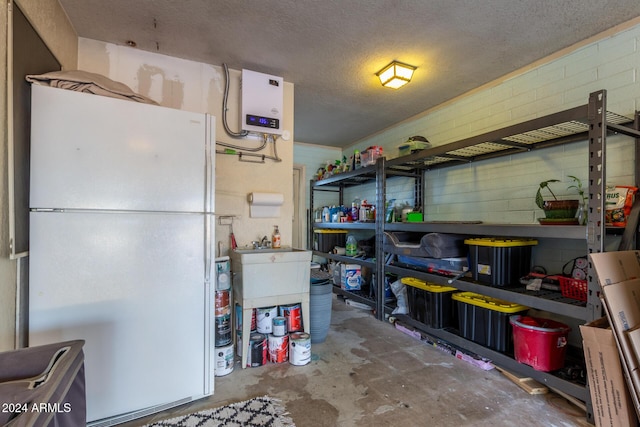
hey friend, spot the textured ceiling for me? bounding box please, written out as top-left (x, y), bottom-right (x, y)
top-left (58, 0), bottom-right (640, 147)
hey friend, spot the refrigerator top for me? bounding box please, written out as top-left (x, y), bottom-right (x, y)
top-left (30, 85), bottom-right (215, 213)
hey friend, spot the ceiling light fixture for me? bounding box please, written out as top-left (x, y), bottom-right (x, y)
top-left (376, 61), bottom-right (416, 89)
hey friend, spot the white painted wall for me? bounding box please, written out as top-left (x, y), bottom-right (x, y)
top-left (78, 38), bottom-right (295, 256)
top-left (293, 142), bottom-right (342, 210)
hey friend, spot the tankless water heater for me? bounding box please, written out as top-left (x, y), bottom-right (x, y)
top-left (241, 69), bottom-right (284, 135)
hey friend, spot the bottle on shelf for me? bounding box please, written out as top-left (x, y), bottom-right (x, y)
top-left (351, 198), bottom-right (360, 222)
top-left (272, 225), bottom-right (281, 249)
top-left (345, 234), bottom-right (358, 256)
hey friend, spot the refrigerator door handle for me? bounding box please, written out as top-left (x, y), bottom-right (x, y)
top-left (204, 115), bottom-right (215, 283)
top-left (205, 214), bottom-right (212, 282)
top-left (205, 115), bottom-right (214, 214)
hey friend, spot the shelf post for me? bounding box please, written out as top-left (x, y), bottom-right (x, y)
top-left (308, 179), bottom-right (314, 251)
top-left (414, 168), bottom-right (423, 211)
top-left (375, 156), bottom-right (386, 320)
top-left (636, 110), bottom-right (640, 250)
top-left (586, 89), bottom-right (608, 427)
top-left (586, 90), bottom-right (606, 323)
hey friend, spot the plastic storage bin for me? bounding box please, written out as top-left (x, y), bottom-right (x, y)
top-left (398, 139), bottom-right (430, 157)
top-left (510, 315), bottom-right (570, 371)
top-left (361, 146), bottom-right (383, 167)
top-left (313, 229), bottom-right (348, 252)
top-left (402, 277), bottom-right (457, 329)
top-left (396, 255), bottom-right (468, 275)
top-left (464, 238), bottom-right (538, 287)
top-left (452, 292), bottom-right (528, 353)
top-left (558, 276), bottom-right (587, 302)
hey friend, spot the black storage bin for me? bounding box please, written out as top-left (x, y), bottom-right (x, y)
top-left (313, 229), bottom-right (347, 252)
top-left (402, 277), bottom-right (457, 329)
top-left (452, 292), bottom-right (528, 353)
top-left (464, 238), bottom-right (537, 287)
top-left (0, 340), bottom-right (86, 426)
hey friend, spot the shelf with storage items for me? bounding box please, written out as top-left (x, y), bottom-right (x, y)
top-left (308, 89), bottom-right (640, 412)
top-left (384, 91), bottom-right (639, 410)
top-left (310, 160), bottom-right (389, 315)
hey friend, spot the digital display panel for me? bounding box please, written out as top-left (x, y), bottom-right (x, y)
top-left (246, 114), bottom-right (279, 129)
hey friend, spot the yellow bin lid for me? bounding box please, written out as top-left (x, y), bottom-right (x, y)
top-left (452, 292), bottom-right (528, 313)
top-left (314, 229), bottom-right (348, 234)
top-left (464, 237), bottom-right (538, 247)
top-left (401, 277), bottom-right (457, 293)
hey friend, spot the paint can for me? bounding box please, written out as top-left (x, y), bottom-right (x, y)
top-left (268, 334), bottom-right (289, 363)
top-left (214, 313), bottom-right (232, 347)
top-left (235, 304), bottom-right (242, 331)
top-left (235, 305), bottom-right (257, 332)
top-left (215, 290), bottom-right (230, 316)
top-left (257, 306), bottom-right (277, 334)
top-left (249, 332), bottom-right (267, 367)
top-left (215, 257), bottom-right (231, 291)
top-left (236, 330), bottom-right (243, 357)
top-left (272, 316), bottom-right (287, 337)
top-left (214, 343), bottom-right (234, 376)
top-left (289, 332), bottom-right (311, 366)
top-left (280, 303), bottom-right (303, 332)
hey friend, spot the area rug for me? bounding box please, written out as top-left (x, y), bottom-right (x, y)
top-left (143, 396), bottom-right (296, 427)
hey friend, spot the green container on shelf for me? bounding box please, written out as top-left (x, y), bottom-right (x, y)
top-left (405, 212), bottom-right (423, 222)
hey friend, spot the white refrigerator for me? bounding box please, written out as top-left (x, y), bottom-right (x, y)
top-left (28, 85), bottom-right (215, 425)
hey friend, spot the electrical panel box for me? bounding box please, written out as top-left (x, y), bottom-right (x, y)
top-left (241, 69), bottom-right (284, 135)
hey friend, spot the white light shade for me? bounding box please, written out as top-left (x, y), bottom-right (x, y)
top-left (376, 61), bottom-right (416, 89)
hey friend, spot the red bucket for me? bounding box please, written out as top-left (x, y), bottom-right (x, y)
top-left (510, 315), bottom-right (570, 372)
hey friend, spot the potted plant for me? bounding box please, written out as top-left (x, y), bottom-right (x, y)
top-left (568, 175), bottom-right (588, 224)
top-left (536, 178), bottom-right (580, 222)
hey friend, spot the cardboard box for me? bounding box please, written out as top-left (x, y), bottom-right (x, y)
top-left (627, 326), bottom-right (640, 366)
top-left (580, 317), bottom-right (636, 427)
top-left (340, 264), bottom-right (361, 291)
top-left (590, 251), bottom-right (640, 286)
top-left (602, 278), bottom-right (640, 332)
top-left (590, 251), bottom-right (640, 421)
top-left (601, 279), bottom-right (640, 377)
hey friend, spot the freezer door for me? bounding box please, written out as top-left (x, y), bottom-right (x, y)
top-left (29, 211), bottom-right (213, 422)
top-left (30, 85), bottom-right (215, 213)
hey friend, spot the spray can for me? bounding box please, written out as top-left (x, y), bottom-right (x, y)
top-left (272, 225), bottom-right (281, 249)
top-left (351, 198), bottom-right (360, 222)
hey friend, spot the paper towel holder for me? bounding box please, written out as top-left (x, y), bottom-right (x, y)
top-left (247, 192), bottom-right (284, 218)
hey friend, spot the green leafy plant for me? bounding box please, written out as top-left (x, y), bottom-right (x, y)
top-left (567, 175), bottom-right (587, 204)
top-left (536, 177), bottom-right (586, 209)
top-left (535, 179), bottom-right (561, 209)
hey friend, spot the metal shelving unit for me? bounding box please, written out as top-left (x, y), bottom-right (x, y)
top-left (309, 90), bottom-right (640, 417)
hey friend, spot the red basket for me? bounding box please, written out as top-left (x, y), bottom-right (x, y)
top-left (558, 276), bottom-right (587, 302)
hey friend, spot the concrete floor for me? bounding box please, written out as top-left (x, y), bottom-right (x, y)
top-left (124, 296), bottom-right (589, 427)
